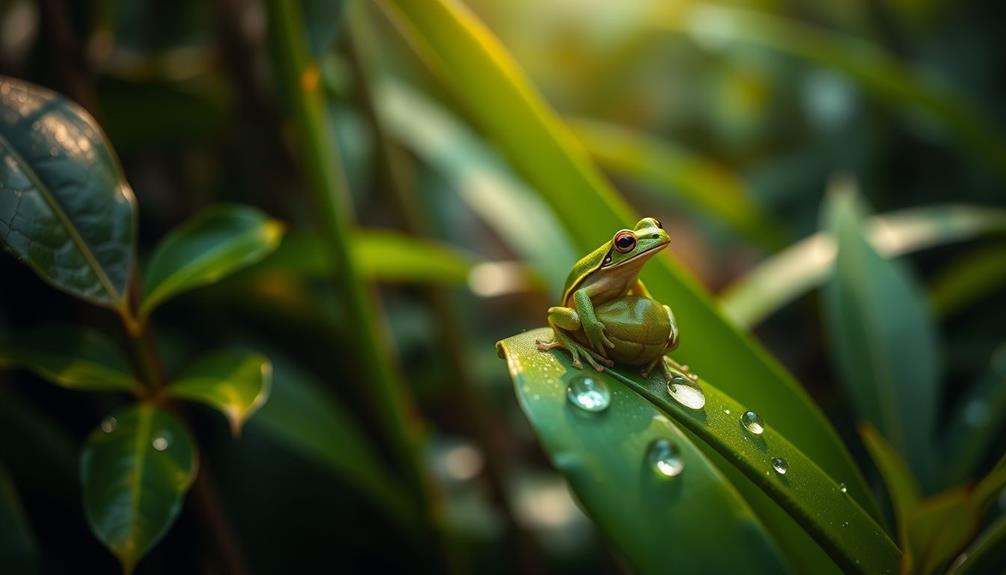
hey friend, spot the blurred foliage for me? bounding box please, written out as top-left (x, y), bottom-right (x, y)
top-left (1, 0), bottom-right (1005, 573)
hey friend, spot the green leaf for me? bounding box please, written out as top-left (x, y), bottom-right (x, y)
top-left (950, 515), bottom-right (1006, 575)
top-left (0, 326), bottom-right (138, 392)
top-left (720, 205), bottom-right (1006, 328)
top-left (0, 464), bottom-right (39, 574)
top-left (378, 0), bottom-right (880, 520)
top-left (940, 345), bottom-right (1006, 487)
top-left (499, 329), bottom-right (900, 573)
top-left (376, 78), bottom-right (576, 295)
top-left (822, 182), bottom-right (939, 484)
top-left (249, 357), bottom-right (417, 530)
top-left (859, 425), bottom-right (920, 527)
top-left (497, 331), bottom-right (789, 573)
top-left (0, 76), bottom-right (137, 309)
top-left (929, 243), bottom-right (1006, 318)
top-left (81, 404), bottom-right (197, 574)
top-left (654, 4), bottom-right (1006, 179)
top-left (568, 117), bottom-right (786, 250)
top-left (140, 204), bottom-right (284, 319)
top-left (167, 350), bottom-right (272, 436)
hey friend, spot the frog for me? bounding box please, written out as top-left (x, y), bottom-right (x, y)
top-left (536, 217), bottom-right (696, 383)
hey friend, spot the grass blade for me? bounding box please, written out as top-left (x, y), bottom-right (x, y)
top-left (721, 205), bottom-right (1006, 328)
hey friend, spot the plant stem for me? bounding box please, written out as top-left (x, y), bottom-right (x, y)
top-left (265, 0), bottom-right (453, 569)
top-left (118, 307), bottom-right (163, 393)
top-left (345, 5), bottom-right (545, 572)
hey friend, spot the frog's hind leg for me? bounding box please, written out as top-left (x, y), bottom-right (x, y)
top-left (537, 307), bottom-right (613, 371)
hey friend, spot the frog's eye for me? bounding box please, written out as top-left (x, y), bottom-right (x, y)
top-left (613, 230), bottom-right (637, 253)
top-left (654, 218), bottom-right (662, 229)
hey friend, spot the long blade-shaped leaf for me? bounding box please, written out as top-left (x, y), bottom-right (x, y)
top-left (498, 331), bottom-right (789, 573)
top-left (0, 76), bottom-right (136, 309)
top-left (81, 404), bottom-right (197, 573)
top-left (141, 204), bottom-right (284, 319)
top-left (720, 205), bottom-right (1006, 328)
top-left (822, 184), bottom-right (938, 484)
top-left (168, 350), bottom-right (272, 436)
top-left (950, 515), bottom-right (1006, 574)
top-left (940, 344), bottom-right (1006, 487)
top-left (654, 4), bottom-right (1006, 179)
top-left (0, 326), bottom-right (138, 392)
top-left (378, 0), bottom-right (878, 517)
top-left (499, 329), bottom-right (900, 573)
top-left (568, 117), bottom-right (786, 250)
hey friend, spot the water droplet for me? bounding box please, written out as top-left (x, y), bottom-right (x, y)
top-left (842, 521), bottom-right (849, 528)
top-left (100, 416), bottom-right (117, 433)
top-left (566, 376), bottom-right (610, 412)
top-left (723, 409), bottom-right (731, 415)
top-left (741, 411), bottom-right (765, 435)
top-left (647, 439), bottom-right (684, 478)
top-left (666, 375), bottom-right (705, 410)
top-left (152, 431), bottom-right (172, 451)
top-left (771, 457), bottom-right (788, 475)
top-left (839, 483), bottom-right (848, 494)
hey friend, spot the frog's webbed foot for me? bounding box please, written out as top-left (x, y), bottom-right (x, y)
top-left (661, 356), bottom-right (699, 382)
top-left (537, 330), bottom-right (613, 371)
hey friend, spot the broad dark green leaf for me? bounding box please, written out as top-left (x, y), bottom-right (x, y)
top-left (0, 76), bottom-right (136, 309)
top-left (0, 326), bottom-right (138, 392)
top-left (378, 0), bottom-right (880, 518)
top-left (497, 330), bottom-right (789, 573)
top-left (168, 350), bottom-right (272, 436)
top-left (250, 358), bottom-right (416, 530)
top-left (141, 204), bottom-right (284, 319)
top-left (568, 117), bottom-right (785, 250)
top-left (81, 404), bottom-right (197, 574)
top-left (941, 344), bottom-right (1006, 487)
top-left (822, 183), bottom-right (938, 484)
top-left (720, 205), bottom-right (1006, 328)
top-left (0, 464), bottom-right (38, 574)
top-left (499, 329), bottom-right (900, 573)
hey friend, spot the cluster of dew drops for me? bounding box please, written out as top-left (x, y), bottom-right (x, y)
top-left (565, 372), bottom-right (797, 480)
top-left (100, 416), bottom-right (173, 452)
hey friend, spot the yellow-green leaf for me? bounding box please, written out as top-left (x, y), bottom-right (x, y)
top-left (168, 350), bottom-right (272, 436)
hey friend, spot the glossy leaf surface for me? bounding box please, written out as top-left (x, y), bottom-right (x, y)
top-left (500, 329), bottom-right (900, 573)
top-left (0, 326), bottom-right (138, 392)
top-left (141, 204), bottom-right (283, 318)
top-left (81, 404), bottom-right (197, 573)
top-left (822, 186), bottom-right (938, 484)
top-left (498, 330), bottom-right (789, 574)
top-left (0, 76), bottom-right (136, 308)
top-left (168, 350), bottom-right (272, 436)
top-left (378, 0), bottom-right (878, 515)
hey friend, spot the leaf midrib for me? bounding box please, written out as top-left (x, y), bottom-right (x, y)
top-left (0, 132), bottom-right (122, 304)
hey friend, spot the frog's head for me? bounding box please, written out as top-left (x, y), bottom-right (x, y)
top-left (601, 217), bottom-right (669, 270)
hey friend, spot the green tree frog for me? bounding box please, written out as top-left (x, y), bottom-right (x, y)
top-left (536, 217), bottom-right (696, 383)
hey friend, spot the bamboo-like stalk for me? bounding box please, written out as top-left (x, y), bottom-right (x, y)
top-left (264, 0), bottom-right (452, 569)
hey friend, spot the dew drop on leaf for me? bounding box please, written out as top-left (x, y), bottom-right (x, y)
top-left (566, 375), bottom-right (610, 412)
top-left (771, 457), bottom-right (788, 476)
top-left (741, 411), bottom-right (765, 435)
top-left (647, 438), bottom-right (684, 478)
top-left (666, 375), bottom-right (705, 410)
top-left (100, 416), bottom-right (117, 433)
top-left (152, 430), bottom-right (172, 451)
top-left (839, 483), bottom-right (848, 494)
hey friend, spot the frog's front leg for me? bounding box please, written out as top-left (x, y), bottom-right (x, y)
top-left (573, 289), bottom-right (614, 354)
top-left (536, 306), bottom-right (613, 371)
